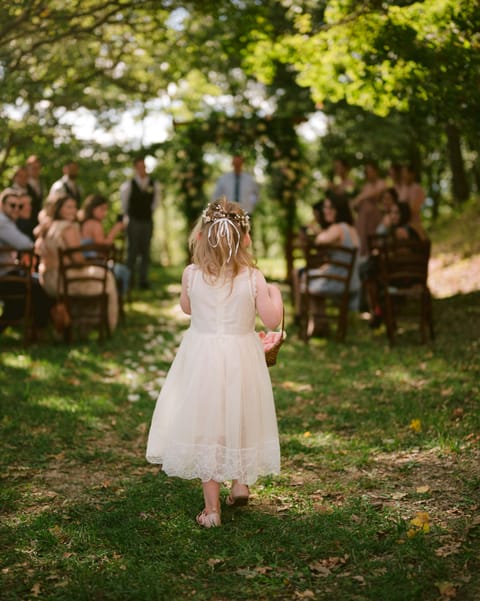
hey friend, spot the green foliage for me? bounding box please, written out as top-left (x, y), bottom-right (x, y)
top-left (0, 0), bottom-right (479, 228)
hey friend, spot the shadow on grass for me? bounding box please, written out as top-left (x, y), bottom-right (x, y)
top-left (2, 472), bottom-right (456, 601)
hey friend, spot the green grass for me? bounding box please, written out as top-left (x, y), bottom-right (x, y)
top-left (1, 263), bottom-right (479, 601)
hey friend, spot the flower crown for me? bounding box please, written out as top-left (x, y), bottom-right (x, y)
top-left (201, 202), bottom-right (250, 229)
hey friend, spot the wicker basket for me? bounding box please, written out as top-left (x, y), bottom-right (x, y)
top-left (264, 309), bottom-right (286, 368)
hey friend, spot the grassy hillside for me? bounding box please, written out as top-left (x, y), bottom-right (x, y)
top-left (427, 200), bottom-right (480, 298)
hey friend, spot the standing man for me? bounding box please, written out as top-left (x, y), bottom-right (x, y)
top-left (26, 154), bottom-right (44, 231)
top-left (49, 160), bottom-right (82, 204)
top-left (213, 153), bottom-right (259, 214)
top-left (120, 156), bottom-right (160, 290)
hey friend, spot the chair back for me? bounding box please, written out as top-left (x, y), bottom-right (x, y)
top-left (58, 243), bottom-right (115, 341)
top-left (0, 247), bottom-right (36, 343)
top-left (379, 239), bottom-right (431, 291)
top-left (377, 238), bottom-right (433, 344)
top-left (304, 243), bottom-right (357, 299)
top-left (301, 243), bottom-right (357, 342)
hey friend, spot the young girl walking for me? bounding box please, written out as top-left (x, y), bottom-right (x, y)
top-left (146, 197), bottom-right (283, 528)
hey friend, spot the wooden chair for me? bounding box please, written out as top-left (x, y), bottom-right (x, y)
top-left (377, 238), bottom-right (434, 344)
top-left (58, 243), bottom-right (115, 343)
top-left (0, 247), bottom-right (36, 343)
top-left (300, 243), bottom-right (357, 343)
top-left (113, 233), bottom-right (130, 320)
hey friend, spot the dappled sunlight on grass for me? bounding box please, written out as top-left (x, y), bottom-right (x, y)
top-left (1, 261), bottom-right (480, 601)
top-left (37, 395), bottom-right (82, 413)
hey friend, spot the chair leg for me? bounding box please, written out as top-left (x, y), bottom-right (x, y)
top-left (299, 294), bottom-right (310, 343)
top-left (427, 291), bottom-right (435, 341)
top-left (383, 293), bottom-right (396, 345)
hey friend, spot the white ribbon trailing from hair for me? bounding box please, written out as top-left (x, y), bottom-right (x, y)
top-left (207, 218), bottom-right (240, 262)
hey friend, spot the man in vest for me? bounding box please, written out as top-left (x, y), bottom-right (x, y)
top-left (26, 155), bottom-right (45, 234)
top-left (120, 156), bottom-right (160, 290)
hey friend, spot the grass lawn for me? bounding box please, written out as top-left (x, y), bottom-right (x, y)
top-left (1, 256), bottom-right (479, 600)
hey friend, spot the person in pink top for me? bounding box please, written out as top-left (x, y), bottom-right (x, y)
top-left (400, 164), bottom-right (427, 237)
top-left (350, 160), bottom-right (386, 259)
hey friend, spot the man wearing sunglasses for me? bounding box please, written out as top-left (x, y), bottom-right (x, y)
top-left (0, 188), bottom-right (52, 334)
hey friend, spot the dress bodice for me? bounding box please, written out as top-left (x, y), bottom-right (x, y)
top-left (188, 266), bottom-right (257, 336)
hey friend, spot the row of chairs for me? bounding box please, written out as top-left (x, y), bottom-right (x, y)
top-left (298, 236), bottom-right (434, 345)
top-left (0, 243), bottom-right (117, 344)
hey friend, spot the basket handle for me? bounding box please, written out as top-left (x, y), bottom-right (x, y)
top-left (278, 306), bottom-right (285, 336)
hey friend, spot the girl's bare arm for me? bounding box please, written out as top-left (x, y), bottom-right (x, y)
top-left (256, 270), bottom-right (283, 330)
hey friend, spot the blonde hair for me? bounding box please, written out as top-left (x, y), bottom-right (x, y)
top-left (189, 197), bottom-right (255, 281)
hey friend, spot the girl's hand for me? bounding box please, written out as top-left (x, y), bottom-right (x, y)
top-left (258, 330), bottom-right (283, 352)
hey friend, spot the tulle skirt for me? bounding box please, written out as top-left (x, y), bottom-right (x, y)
top-left (146, 328), bottom-right (280, 485)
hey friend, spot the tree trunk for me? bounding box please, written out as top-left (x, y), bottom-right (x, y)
top-left (445, 123), bottom-right (470, 203)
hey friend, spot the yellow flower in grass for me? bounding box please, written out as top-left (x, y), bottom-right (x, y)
top-left (409, 419), bottom-right (422, 433)
top-left (407, 511), bottom-right (430, 537)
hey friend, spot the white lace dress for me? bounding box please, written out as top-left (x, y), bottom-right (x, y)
top-left (146, 266), bottom-right (280, 485)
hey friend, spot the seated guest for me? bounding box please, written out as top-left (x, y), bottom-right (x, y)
top-left (35, 195), bottom-right (119, 334)
top-left (301, 201), bottom-right (327, 237)
top-left (379, 197), bottom-right (427, 241)
top-left (0, 188), bottom-right (53, 334)
top-left (376, 187), bottom-right (399, 234)
top-left (79, 194), bottom-right (130, 297)
top-left (16, 192), bottom-right (35, 240)
top-left (292, 201), bottom-right (326, 323)
top-left (361, 197), bottom-right (428, 329)
top-left (399, 164), bottom-right (427, 237)
top-left (293, 196), bottom-right (360, 322)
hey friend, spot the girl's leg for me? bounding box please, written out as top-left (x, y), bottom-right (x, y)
top-left (197, 480), bottom-right (221, 527)
top-left (226, 479), bottom-right (250, 507)
top-left (201, 480), bottom-right (221, 512)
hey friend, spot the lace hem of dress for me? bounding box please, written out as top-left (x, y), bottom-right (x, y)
top-left (146, 440), bottom-right (280, 485)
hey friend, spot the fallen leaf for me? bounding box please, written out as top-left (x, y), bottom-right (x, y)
top-left (435, 542), bottom-right (462, 557)
top-left (255, 566), bottom-right (272, 574)
top-left (436, 581), bottom-right (457, 598)
top-left (409, 419), bottom-right (422, 433)
top-left (294, 590), bottom-right (316, 598)
top-left (416, 485), bottom-right (430, 494)
top-left (408, 511), bottom-right (431, 536)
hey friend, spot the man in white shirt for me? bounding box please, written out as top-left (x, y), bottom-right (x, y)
top-left (119, 156), bottom-right (160, 290)
top-left (49, 160), bottom-right (82, 204)
top-left (212, 154), bottom-right (259, 214)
